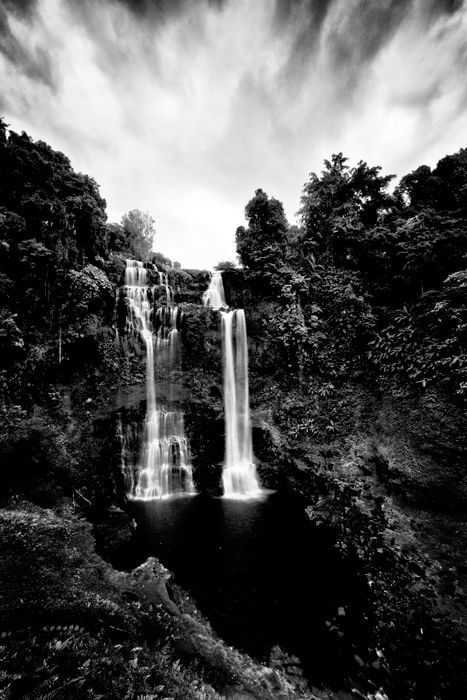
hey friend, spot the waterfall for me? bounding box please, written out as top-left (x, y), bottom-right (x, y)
top-left (202, 270), bottom-right (261, 497)
top-left (158, 271), bottom-right (172, 304)
top-left (155, 306), bottom-right (182, 366)
top-left (221, 309), bottom-right (261, 499)
top-left (203, 271), bottom-right (227, 309)
top-left (122, 259), bottom-right (195, 500)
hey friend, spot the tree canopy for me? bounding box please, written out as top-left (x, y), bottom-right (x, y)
top-left (120, 209), bottom-right (155, 261)
top-left (236, 188), bottom-right (288, 278)
top-left (238, 148), bottom-right (467, 399)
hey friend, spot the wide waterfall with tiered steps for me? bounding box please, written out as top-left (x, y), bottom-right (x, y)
top-left (121, 259), bottom-right (195, 499)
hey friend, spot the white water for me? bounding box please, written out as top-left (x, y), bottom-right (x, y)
top-left (155, 306), bottom-right (182, 366)
top-left (202, 271), bottom-right (261, 498)
top-left (135, 408), bottom-right (195, 499)
top-left (158, 270), bottom-right (172, 304)
top-left (122, 259), bottom-right (195, 500)
top-left (203, 271), bottom-right (227, 309)
top-left (221, 309), bottom-right (262, 499)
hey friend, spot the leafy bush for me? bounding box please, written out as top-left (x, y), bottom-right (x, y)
top-left (0, 407), bottom-right (74, 503)
top-left (368, 271), bottom-right (467, 398)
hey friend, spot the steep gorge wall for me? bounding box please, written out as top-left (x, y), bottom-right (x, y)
top-left (203, 270), bottom-right (467, 698)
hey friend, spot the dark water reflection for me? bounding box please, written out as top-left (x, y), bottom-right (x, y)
top-left (129, 491), bottom-right (367, 680)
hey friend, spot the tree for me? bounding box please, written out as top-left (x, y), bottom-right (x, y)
top-left (395, 165), bottom-right (441, 210)
top-left (396, 149), bottom-right (467, 214)
top-left (151, 251), bottom-right (172, 268)
top-left (121, 209), bottom-right (155, 261)
top-left (0, 117), bottom-right (8, 145)
top-left (106, 222), bottom-right (127, 253)
top-left (0, 126), bottom-right (108, 264)
top-left (214, 260), bottom-right (236, 271)
top-left (236, 189), bottom-right (288, 275)
top-left (350, 160), bottom-right (394, 225)
top-left (298, 154), bottom-right (394, 266)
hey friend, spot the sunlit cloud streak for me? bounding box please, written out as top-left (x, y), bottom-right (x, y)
top-left (0, 0), bottom-right (466, 267)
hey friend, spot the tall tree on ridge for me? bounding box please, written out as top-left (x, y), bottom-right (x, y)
top-left (236, 188), bottom-right (288, 275)
top-left (121, 209), bottom-right (155, 261)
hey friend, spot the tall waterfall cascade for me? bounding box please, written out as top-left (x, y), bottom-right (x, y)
top-left (121, 259), bottom-right (195, 500)
top-left (203, 274), bottom-right (262, 499)
top-left (221, 309), bottom-right (261, 498)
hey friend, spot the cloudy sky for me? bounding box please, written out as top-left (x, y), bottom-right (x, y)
top-left (1, 0), bottom-right (466, 268)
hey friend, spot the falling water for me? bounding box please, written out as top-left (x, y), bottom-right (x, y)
top-left (125, 260), bottom-right (156, 410)
top-left (122, 259), bottom-right (195, 499)
top-left (155, 306), bottom-right (182, 366)
top-left (221, 309), bottom-right (261, 499)
top-left (159, 271), bottom-right (172, 304)
top-left (135, 409), bottom-right (194, 499)
top-left (203, 271), bottom-right (227, 309)
top-left (201, 271), bottom-right (261, 497)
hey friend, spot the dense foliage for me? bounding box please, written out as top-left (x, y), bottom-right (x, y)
top-left (237, 149), bottom-right (467, 399)
top-left (233, 152), bottom-right (467, 700)
top-left (0, 119), bottom-right (158, 505)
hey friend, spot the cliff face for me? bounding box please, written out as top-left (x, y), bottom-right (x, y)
top-left (168, 271), bottom-right (467, 699)
top-left (103, 265), bottom-right (467, 591)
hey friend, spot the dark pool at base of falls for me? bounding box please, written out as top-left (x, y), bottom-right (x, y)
top-left (128, 490), bottom-right (369, 684)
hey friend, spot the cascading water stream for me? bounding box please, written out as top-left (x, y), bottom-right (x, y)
top-left (203, 271), bottom-right (228, 309)
top-left (155, 306), bottom-right (182, 366)
top-left (159, 271), bottom-right (172, 304)
top-left (203, 272), bottom-right (261, 499)
top-left (221, 310), bottom-right (261, 499)
top-left (122, 259), bottom-right (195, 500)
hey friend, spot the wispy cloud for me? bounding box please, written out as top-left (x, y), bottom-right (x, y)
top-left (1, 0), bottom-right (466, 267)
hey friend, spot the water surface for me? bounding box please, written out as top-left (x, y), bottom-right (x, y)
top-left (129, 491), bottom-right (367, 681)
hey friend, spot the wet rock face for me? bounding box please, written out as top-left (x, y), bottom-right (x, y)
top-left (126, 557), bottom-right (180, 615)
top-left (187, 416), bottom-right (225, 494)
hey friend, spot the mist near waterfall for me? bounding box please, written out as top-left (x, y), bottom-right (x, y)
top-left (1, 0), bottom-right (466, 267)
